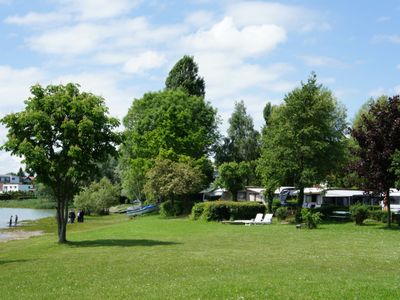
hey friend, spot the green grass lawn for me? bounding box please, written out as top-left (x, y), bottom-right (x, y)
top-left (0, 198), bottom-right (56, 209)
top-left (1, 215), bottom-right (400, 299)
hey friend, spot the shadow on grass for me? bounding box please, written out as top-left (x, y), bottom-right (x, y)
top-left (67, 239), bottom-right (181, 248)
top-left (0, 259), bottom-right (30, 265)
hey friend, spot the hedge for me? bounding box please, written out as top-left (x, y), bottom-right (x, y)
top-left (191, 201), bottom-right (266, 221)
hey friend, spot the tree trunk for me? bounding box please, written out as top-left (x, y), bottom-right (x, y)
top-left (297, 187), bottom-right (304, 208)
top-left (385, 189), bottom-right (391, 228)
top-left (56, 197), bottom-right (69, 243)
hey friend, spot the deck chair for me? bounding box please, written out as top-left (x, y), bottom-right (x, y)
top-left (253, 213), bottom-right (273, 225)
top-left (244, 213), bottom-right (264, 226)
top-left (222, 213), bottom-right (264, 225)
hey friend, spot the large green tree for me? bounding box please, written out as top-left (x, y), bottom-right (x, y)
top-left (352, 95), bottom-right (400, 227)
top-left (165, 55), bottom-right (205, 97)
top-left (216, 161), bottom-right (252, 201)
top-left (258, 73), bottom-right (348, 207)
top-left (1, 83), bottom-right (120, 243)
top-left (215, 100), bottom-right (260, 165)
top-left (120, 88), bottom-right (219, 200)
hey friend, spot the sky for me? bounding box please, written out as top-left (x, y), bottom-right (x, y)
top-left (0, 0), bottom-right (399, 174)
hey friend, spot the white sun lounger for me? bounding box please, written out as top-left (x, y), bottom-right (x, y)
top-left (252, 213), bottom-right (273, 225)
top-left (222, 213), bottom-right (264, 225)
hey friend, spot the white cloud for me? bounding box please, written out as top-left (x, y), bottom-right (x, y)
top-left (185, 10), bottom-right (215, 28)
top-left (0, 65), bottom-right (46, 115)
top-left (301, 55), bottom-right (348, 68)
top-left (225, 1), bottom-right (331, 32)
top-left (28, 23), bottom-right (104, 55)
top-left (368, 87), bottom-right (386, 98)
top-left (376, 16), bottom-right (391, 23)
top-left (123, 51), bottom-right (166, 74)
top-left (4, 12), bottom-right (71, 26)
top-left (183, 17), bottom-right (286, 58)
top-left (394, 85), bottom-right (400, 94)
top-left (58, 0), bottom-right (141, 20)
top-left (373, 34), bottom-right (400, 44)
top-left (396, 64), bottom-right (400, 70)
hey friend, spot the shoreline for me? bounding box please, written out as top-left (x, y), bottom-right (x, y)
top-left (0, 229), bottom-right (44, 242)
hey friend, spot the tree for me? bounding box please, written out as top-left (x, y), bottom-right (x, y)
top-left (17, 167), bottom-right (25, 178)
top-left (74, 177), bottom-right (120, 215)
top-left (216, 161), bottom-right (252, 201)
top-left (143, 157), bottom-right (203, 203)
top-left (165, 55), bottom-right (205, 97)
top-left (215, 100), bottom-right (260, 165)
top-left (123, 89), bottom-right (218, 159)
top-left (351, 95), bottom-right (400, 227)
top-left (1, 83), bottom-right (120, 243)
top-left (258, 73), bottom-right (348, 208)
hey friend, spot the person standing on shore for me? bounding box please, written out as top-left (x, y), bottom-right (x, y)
top-left (14, 215), bottom-right (18, 226)
top-left (9, 216), bottom-right (12, 227)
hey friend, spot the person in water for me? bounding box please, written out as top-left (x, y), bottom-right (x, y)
top-left (14, 215), bottom-right (18, 226)
top-left (9, 215), bottom-right (12, 227)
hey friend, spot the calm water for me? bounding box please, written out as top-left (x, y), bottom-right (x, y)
top-left (0, 208), bottom-right (55, 229)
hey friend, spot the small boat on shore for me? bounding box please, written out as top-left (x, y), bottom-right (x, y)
top-left (126, 204), bottom-right (158, 217)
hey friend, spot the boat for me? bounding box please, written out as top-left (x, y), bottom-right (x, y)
top-left (126, 204), bottom-right (158, 217)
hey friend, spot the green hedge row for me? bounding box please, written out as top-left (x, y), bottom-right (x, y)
top-left (191, 201), bottom-right (266, 221)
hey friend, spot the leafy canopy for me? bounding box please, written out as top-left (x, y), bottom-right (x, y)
top-left (0, 83), bottom-right (120, 242)
top-left (122, 89), bottom-right (218, 160)
top-left (165, 55), bottom-right (205, 97)
top-left (258, 73), bottom-right (347, 204)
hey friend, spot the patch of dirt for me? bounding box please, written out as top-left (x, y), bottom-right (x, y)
top-left (0, 230), bottom-right (44, 242)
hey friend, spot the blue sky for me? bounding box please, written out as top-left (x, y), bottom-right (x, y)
top-left (0, 0), bottom-right (399, 174)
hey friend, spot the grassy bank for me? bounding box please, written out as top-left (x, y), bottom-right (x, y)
top-left (0, 215), bottom-right (400, 299)
top-left (0, 198), bottom-right (56, 209)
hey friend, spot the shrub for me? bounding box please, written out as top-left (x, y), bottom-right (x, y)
top-left (272, 198), bottom-right (281, 212)
top-left (349, 204), bottom-right (369, 225)
top-left (191, 202), bottom-right (205, 220)
top-left (197, 201), bottom-right (265, 222)
top-left (159, 200), bottom-right (183, 217)
top-left (368, 210), bottom-right (389, 223)
top-left (301, 208), bottom-right (322, 229)
top-left (74, 178), bottom-right (120, 215)
top-left (275, 207), bottom-right (288, 221)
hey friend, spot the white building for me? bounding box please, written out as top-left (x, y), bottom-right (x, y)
top-left (2, 184), bottom-right (35, 193)
top-left (0, 174), bottom-right (20, 184)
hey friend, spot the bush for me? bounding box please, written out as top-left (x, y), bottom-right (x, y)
top-left (368, 210), bottom-right (389, 223)
top-left (301, 208), bottom-right (322, 229)
top-left (198, 201), bottom-right (265, 222)
top-left (159, 200), bottom-right (183, 217)
top-left (191, 202), bottom-right (205, 220)
top-left (314, 205), bottom-right (345, 220)
top-left (74, 178), bottom-right (120, 215)
top-left (272, 198), bottom-right (281, 212)
top-left (349, 204), bottom-right (369, 225)
top-left (275, 207), bottom-right (288, 221)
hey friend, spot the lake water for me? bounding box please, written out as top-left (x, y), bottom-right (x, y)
top-left (0, 208), bottom-right (55, 229)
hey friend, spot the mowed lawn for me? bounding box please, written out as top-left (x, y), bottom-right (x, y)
top-left (1, 215), bottom-right (400, 299)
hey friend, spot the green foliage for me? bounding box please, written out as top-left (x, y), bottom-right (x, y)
top-left (368, 210), bottom-right (389, 223)
top-left (215, 100), bottom-right (260, 166)
top-left (301, 208), bottom-right (322, 229)
top-left (159, 200), bottom-right (183, 217)
top-left (191, 202), bottom-right (206, 220)
top-left (0, 83), bottom-right (120, 242)
top-left (74, 177), bottom-right (120, 215)
top-left (118, 157), bottom-right (151, 201)
top-left (275, 206), bottom-right (289, 221)
top-left (352, 95), bottom-right (400, 227)
top-left (198, 201), bottom-right (266, 221)
top-left (349, 204), bottom-right (369, 225)
top-left (216, 161), bottom-right (251, 201)
top-left (258, 73), bottom-right (348, 206)
top-left (144, 157), bottom-right (204, 202)
top-left (123, 89), bottom-right (218, 160)
top-left (165, 55), bottom-right (205, 97)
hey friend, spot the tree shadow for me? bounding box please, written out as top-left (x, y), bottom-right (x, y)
top-left (66, 239), bottom-right (181, 248)
top-left (0, 259), bottom-right (30, 265)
